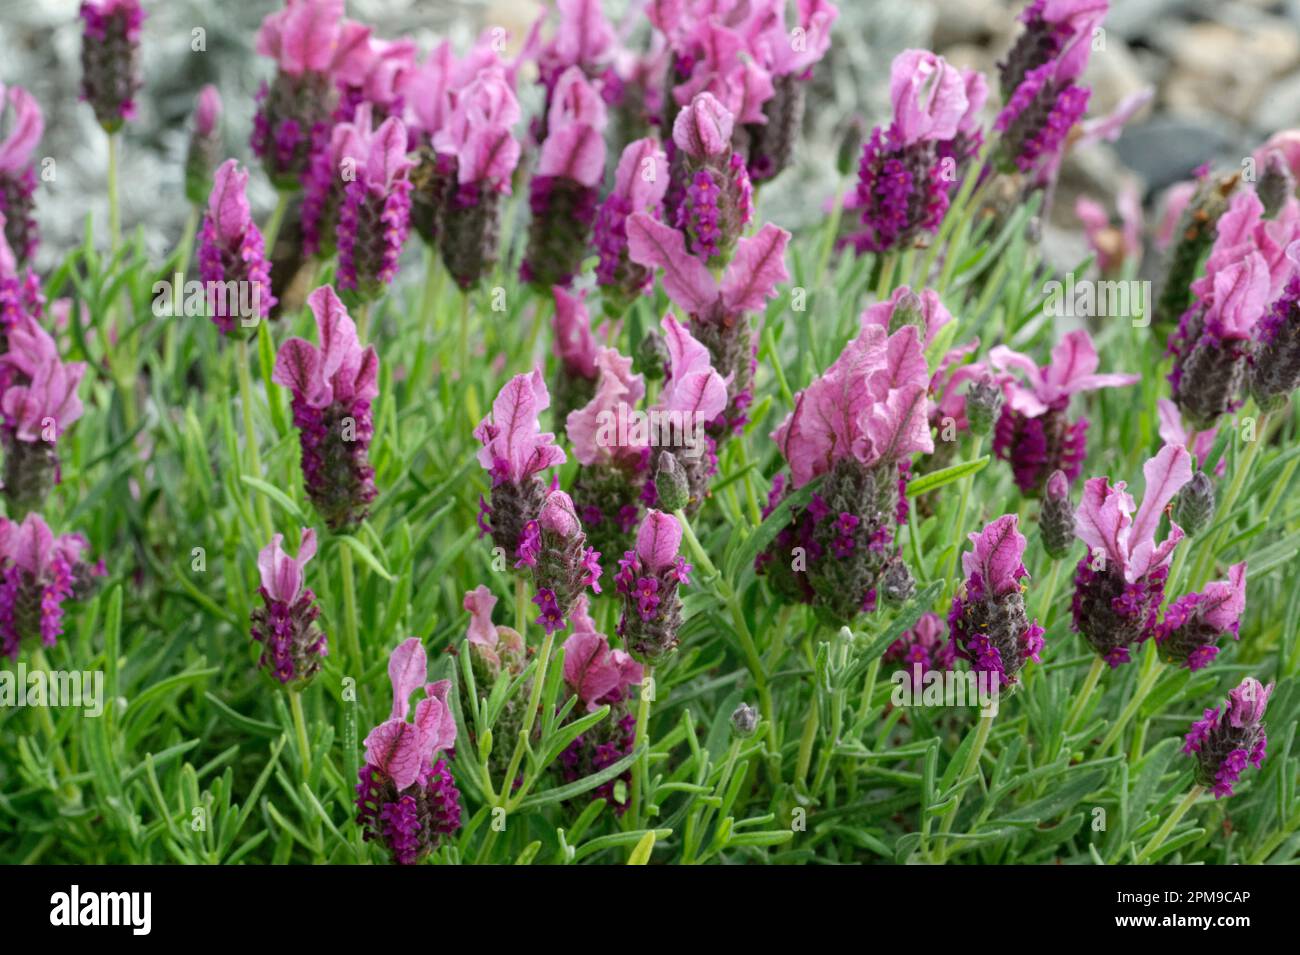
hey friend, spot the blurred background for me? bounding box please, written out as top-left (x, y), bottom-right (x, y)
top-left (2, 0), bottom-right (1299, 279)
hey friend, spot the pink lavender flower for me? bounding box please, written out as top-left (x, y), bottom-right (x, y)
top-left (883, 611), bottom-right (954, 688)
top-left (272, 285), bottom-right (379, 531)
top-left (197, 160), bottom-right (276, 335)
top-left (333, 116), bottom-right (413, 301)
top-left (1071, 444), bottom-right (1193, 667)
top-left (1166, 189), bottom-right (1295, 428)
top-left (335, 35), bottom-right (416, 125)
top-left (522, 68), bottom-right (608, 289)
top-left (516, 490), bottom-right (603, 635)
top-left (184, 85), bottom-right (223, 206)
top-left (0, 219), bottom-right (44, 342)
top-left (1156, 562), bottom-right (1246, 671)
top-left (474, 370), bottom-right (567, 558)
top-left (356, 638), bottom-right (461, 864)
top-left (252, 0), bottom-right (371, 187)
top-left (845, 49), bottom-right (968, 254)
top-left (989, 329), bottom-right (1138, 495)
top-left (0, 84), bottom-right (43, 268)
top-left (1250, 239), bottom-right (1300, 412)
top-left (249, 529), bottom-right (326, 686)
top-left (594, 137), bottom-right (669, 311)
top-left (615, 509), bottom-right (692, 664)
top-left (558, 594), bottom-right (642, 812)
top-left (761, 319), bottom-right (932, 621)
top-left (0, 318), bottom-right (87, 517)
top-left (534, 0), bottom-right (618, 120)
top-left (948, 515), bottom-right (1044, 686)
top-left (1156, 398), bottom-right (1223, 477)
top-left (463, 585), bottom-right (524, 681)
top-left (1183, 676), bottom-right (1272, 798)
top-left (667, 93), bottom-right (753, 266)
top-left (79, 0), bottom-right (145, 132)
top-left (627, 212), bottom-right (789, 433)
top-left (0, 514), bottom-right (103, 661)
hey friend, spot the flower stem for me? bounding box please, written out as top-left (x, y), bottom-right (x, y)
top-left (814, 180), bottom-right (846, 286)
top-left (1063, 655), bottom-right (1106, 735)
top-left (107, 133), bottom-right (121, 252)
top-left (629, 665), bottom-right (654, 829)
top-left (1035, 556), bottom-right (1064, 626)
top-left (1097, 647), bottom-right (1164, 753)
top-left (934, 713), bottom-right (994, 862)
top-left (236, 338), bottom-right (274, 541)
top-left (1135, 785), bottom-right (1204, 863)
top-left (261, 190), bottom-right (291, 254)
top-left (289, 688), bottom-right (312, 777)
top-left (337, 543), bottom-right (362, 674)
top-left (875, 250), bottom-right (898, 301)
top-left (502, 627), bottom-right (556, 812)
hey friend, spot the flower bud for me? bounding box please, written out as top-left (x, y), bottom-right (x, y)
top-left (1173, 471), bottom-right (1216, 537)
top-left (1040, 469), bottom-right (1076, 559)
top-left (887, 290), bottom-right (925, 335)
top-left (1258, 151), bottom-right (1295, 219)
top-left (1183, 677), bottom-right (1272, 798)
top-left (835, 115), bottom-right (867, 179)
top-left (965, 375), bottom-right (1005, 437)
top-left (730, 702), bottom-right (758, 737)
top-left (879, 555), bottom-right (915, 605)
top-left (634, 327), bottom-right (669, 380)
top-left (653, 451), bottom-right (690, 513)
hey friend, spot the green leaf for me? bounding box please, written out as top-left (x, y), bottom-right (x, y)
top-left (906, 456), bottom-right (990, 498)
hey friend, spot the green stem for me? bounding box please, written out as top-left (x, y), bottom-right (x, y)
top-left (875, 251), bottom-right (898, 301)
top-left (289, 689), bottom-right (312, 777)
top-left (628, 665), bottom-right (654, 829)
top-left (1062, 655), bottom-right (1106, 735)
top-left (1097, 651), bottom-right (1164, 753)
top-left (107, 133), bottom-right (121, 252)
top-left (458, 289), bottom-right (471, 376)
top-left (261, 190), bottom-right (291, 255)
top-left (354, 302), bottom-right (371, 343)
top-left (502, 628), bottom-right (556, 811)
top-left (1135, 785), bottom-right (1204, 863)
top-left (934, 714), bottom-right (994, 862)
top-left (338, 544), bottom-right (362, 674)
top-left (236, 338), bottom-right (274, 541)
top-left (1035, 557), bottom-right (1063, 626)
top-left (814, 181), bottom-right (846, 286)
top-left (1187, 404), bottom-right (1265, 588)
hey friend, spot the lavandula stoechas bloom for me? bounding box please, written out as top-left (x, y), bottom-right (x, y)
top-left (1071, 444), bottom-right (1193, 667)
top-left (559, 597), bottom-right (643, 813)
top-left (668, 93), bottom-right (752, 267)
top-left (0, 514), bottom-right (103, 661)
top-left (334, 35), bottom-right (415, 125)
top-left (463, 585), bottom-right (524, 687)
top-left (1166, 189), bottom-right (1297, 428)
top-left (883, 611), bottom-right (954, 689)
top-left (993, 0), bottom-right (1104, 174)
top-left (250, 529), bottom-right (326, 686)
top-left (1183, 677), bottom-right (1272, 798)
top-left (551, 286), bottom-right (600, 428)
top-left (594, 138), bottom-right (668, 313)
top-left (1076, 185), bottom-right (1143, 277)
top-left (334, 116), bottom-right (413, 301)
top-left (761, 321), bottom-right (933, 622)
top-left (845, 50), bottom-right (969, 255)
top-left (79, 0), bottom-right (145, 133)
top-left (0, 85), bottom-right (43, 268)
top-left (428, 67), bottom-right (523, 290)
top-left (1156, 397), bottom-right (1223, 478)
top-left (184, 85), bottom-right (222, 206)
top-left (532, 0), bottom-right (617, 142)
top-left (515, 490), bottom-right (603, 635)
top-left (1250, 240), bottom-right (1300, 412)
top-left (0, 218), bottom-right (44, 347)
top-left (357, 638), bottom-right (461, 864)
top-left (474, 370), bottom-right (567, 560)
top-left (0, 319), bottom-right (87, 517)
top-left (252, 0), bottom-right (370, 188)
top-left (989, 329), bottom-right (1138, 495)
top-left (627, 212), bottom-right (789, 435)
top-left (742, 0), bottom-right (839, 185)
top-left (1154, 169), bottom-right (1240, 330)
top-left (1156, 562), bottom-right (1246, 671)
top-left (949, 516), bottom-right (1045, 687)
top-left (272, 286), bottom-right (379, 531)
top-left (615, 510), bottom-right (692, 665)
top-left (566, 346), bottom-right (650, 572)
top-left (198, 160), bottom-right (277, 336)
top-left (1039, 469), bottom-right (1075, 559)
top-left (522, 68), bottom-right (608, 290)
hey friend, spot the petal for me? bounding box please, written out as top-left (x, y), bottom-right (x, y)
top-left (626, 214), bottom-right (719, 315)
top-left (387, 637), bottom-right (428, 721)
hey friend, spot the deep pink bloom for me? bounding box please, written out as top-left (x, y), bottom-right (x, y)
top-left (1156, 398), bottom-right (1222, 477)
top-left (594, 137), bottom-right (669, 304)
top-left (1156, 561), bottom-right (1246, 671)
top-left (79, 0), bottom-right (145, 132)
top-left (357, 638), bottom-right (461, 863)
top-left (463, 585), bottom-right (524, 678)
top-left (273, 285), bottom-right (379, 530)
top-left (0, 513), bottom-right (102, 660)
top-left (567, 346), bottom-right (647, 468)
top-left (184, 85), bottom-right (223, 205)
top-left (0, 84), bottom-right (43, 267)
top-left (1183, 676), bottom-right (1272, 798)
top-left (553, 286), bottom-right (599, 380)
top-left (334, 115), bottom-right (414, 299)
top-left (859, 285), bottom-right (954, 347)
top-left (616, 509), bottom-right (690, 663)
top-left (563, 620), bottom-right (643, 711)
top-left (198, 160), bottom-right (277, 335)
top-left (250, 529), bottom-right (326, 685)
top-left (890, 49), bottom-right (969, 147)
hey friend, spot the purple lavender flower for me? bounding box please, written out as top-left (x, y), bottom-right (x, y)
top-left (615, 510), bottom-right (691, 665)
top-left (272, 285), bottom-right (379, 531)
top-left (334, 116), bottom-right (413, 301)
top-left (594, 137), bottom-right (668, 312)
top-left (357, 638), bottom-right (461, 864)
top-left (198, 160), bottom-right (277, 336)
top-left (1183, 677), bottom-right (1272, 798)
top-left (989, 330), bottom-right (1138, 495)
top-left (0, 514), bottom-right (103, 661)
top-left (515, 490), bottom-right (602, 635)
top-left (949, 515), bottom-right (1044, 686)
top-left (79, 0), bottom-right (145, 133)
top-left (183, 85), bottom-right (223, 206)
top-left (474, 370), bottom-right (567, 559)
top-left (668, 93), bottom-right (752, 266)
top-left (0, 84), bottom-right (43, 267)
top-left (883, 611), bottom-right (955, 689)
top-left (1250, 241), bottom-right (1300, 412)
top-left (0, 222), bottom-right (44, 346)
top-left (1039, 469), bottom-right (1076, 559)
top-left (1156, 562), bottom-right (1247, 671)
top-left (1071, 445), bottom-right (1193, 667)
top-left (250, 529), bottom-right (326, 686)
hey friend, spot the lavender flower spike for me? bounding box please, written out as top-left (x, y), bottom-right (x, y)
top-left (1071, 444), bottom-right (1193, 667)
top-left (356, 638), bottom-right (462, 864)
top-left (198, 160), bottom-right (277, 336)
top-left (272, 285), bottom-right (379, 531)
top-left (615, 510), bottom-right (692, 665)
top-left (515, 489), bottom-right (603, 635)
top-left (79, 0), bottom-right (146, 132)
top-left (0, 84), bottom-right (44, 267)
top-left (949, 515), bottom-right (1045, 686)
top-left (1183, 676), bottom-right (1272, 798)
top-left (335, 116), bottom-right (414, 302)
top-left (0, 514), bottom-right (103, 661)
top-left (184, 85), bottom-right (222, 205)
top-left (1156, 562), bottom-right (1247, 671)
top-left (250, 529), bottom-right (326, 686)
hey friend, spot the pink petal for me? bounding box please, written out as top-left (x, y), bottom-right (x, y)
top-left (672, 91), bottom-right (734, 159)
top-left (613, 137), bottom-right (669, 212)
top-left (626, 214), bottom-right (719, 315)
top-left (208, 159), bottom-right (252, 247)
top-left (387, 637), bottom-right (428, 721)
top-left (363, 719), bottom-right (422, 790)
top-left (962, 514), bottom-right (1028, 595)
top-left (464, 585), bottom-right (499, 648)
top-left (1200, 562), bottom-right (1247, 632)
top-left (636, 509), bottom-right (682, 572)
top-left (537, 123), bottom-right (606, 187)
top-left (562, 630), bottom-right (619, 706)
top-left (721, 224), bottom-right (790, 313)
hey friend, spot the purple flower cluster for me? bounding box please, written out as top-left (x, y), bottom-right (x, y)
top-left (515, 490), bottom-right (603, 635)
top-left (1183, 677), bottom-right (1272, 798)
top-left (78, 0), bottom-right (145, 133)
top-left (249, 530), bottom-right (326, 686)
top-left (615, 511), bottom-right (691, 665)
top-left (0, 514), bottom-right (102, 661)
top-left (198, 161), bottom-right (276, 335)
